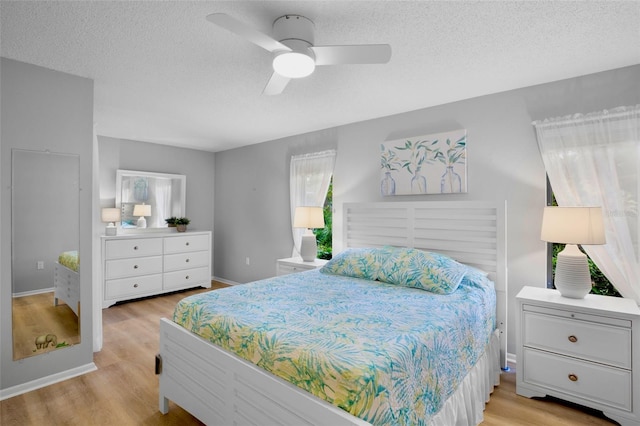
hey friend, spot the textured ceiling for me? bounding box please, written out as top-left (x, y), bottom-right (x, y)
top-left (1, 1), bottom-right (639, 152)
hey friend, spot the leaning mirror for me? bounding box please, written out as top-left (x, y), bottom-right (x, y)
top-left (12, 149), bottom-right (80, 360)
top-left (115, 170), bottom-right (186, 230)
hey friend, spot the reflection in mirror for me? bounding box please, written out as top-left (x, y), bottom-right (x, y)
top-left (12, 149), bottom-right (80, 360)
top-left (116, 170), bottom-right (186, 230)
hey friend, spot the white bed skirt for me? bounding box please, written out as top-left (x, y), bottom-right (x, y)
top-left (429, 329), bottom-right (501, 425)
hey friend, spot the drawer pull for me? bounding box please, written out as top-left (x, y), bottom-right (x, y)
top-left (133, 283), bottom-right (139, 288)
top-left (568, 335), bottom-right (578, 343)
top-left (133, 246), bottom-right (139, 250)
top-left (185, 258), bottom-right (190, 263)
top-left (186, 242), bottom-right (190, 246)
top-left (568, 374), bottom-right (578, 382)
top-left (185, 275), bottom-right (190, 280)
top-left (134, 265), bottom-right (139, 269)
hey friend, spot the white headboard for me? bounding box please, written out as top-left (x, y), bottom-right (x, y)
top-left (343, 200), bottom-right (508, 368)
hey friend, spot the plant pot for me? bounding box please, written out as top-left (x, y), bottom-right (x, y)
top-left (176, 224), bottom-right (187, 232)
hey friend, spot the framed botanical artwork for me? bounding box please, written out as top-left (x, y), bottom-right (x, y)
top-left (380, 129), bottom-right (467, 196)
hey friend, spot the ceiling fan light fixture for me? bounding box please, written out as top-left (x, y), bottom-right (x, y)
top-left (273, 51), bottom-right (315, 78)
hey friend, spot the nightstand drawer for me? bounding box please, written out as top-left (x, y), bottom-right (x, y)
top-left (105, 238), bottom-right (163, 259)
top-left (523, 310), bottom-right (631, 369)
top-left (278, 264), bottom-right (312, 275)
top-left (105, 274), bottom-right (163, 299)
top-left (523, 348), bottom-right (632, 411)
top-left (106, 256), bottom-right (163, 279)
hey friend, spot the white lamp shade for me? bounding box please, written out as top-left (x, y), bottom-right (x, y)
top-left (133, 204), bottom-right (151, 217)
top-left (101, 208), bottom-right (121, 223)
top-left (540, 206), bottom-right (606, 245)
top-left (293, 206), bottom-right (324, 229)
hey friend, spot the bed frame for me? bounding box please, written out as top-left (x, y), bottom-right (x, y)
top-left (54, 262), bottom-right (80, 316)
top-left (158, 200), bottom-right (507, 424)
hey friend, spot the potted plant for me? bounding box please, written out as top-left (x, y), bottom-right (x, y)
top-left (165, 217), bottom-right (178, 227)
top-left (175, 217), bottom-right (190, 232)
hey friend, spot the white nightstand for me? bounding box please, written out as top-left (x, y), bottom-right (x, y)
top-left (276, 257), bottom-right (328, 276)
top-left (516, 286), bottom-right (640, 426)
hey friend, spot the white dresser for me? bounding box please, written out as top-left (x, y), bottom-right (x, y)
top-left (516, 286), bottom-right (640, 426)
top-left (102, 231), bottom-right (211, 308)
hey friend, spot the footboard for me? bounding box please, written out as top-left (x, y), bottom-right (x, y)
top-left (158, 318), bottom-right (369, 425)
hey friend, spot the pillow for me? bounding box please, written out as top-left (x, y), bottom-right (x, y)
top-left (320, 247), bottom-right (390, 280)
top-left (378, 247), bottom-right (467, 294)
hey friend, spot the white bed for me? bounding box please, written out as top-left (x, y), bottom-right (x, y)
top-left (158, 200), bottom-right (507, 425)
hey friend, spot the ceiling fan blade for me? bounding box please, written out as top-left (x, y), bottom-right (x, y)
top-left (206, 13), bottom-right (291, 53)
top-left (311, 44), bottom-right (391, 66)
top-left (263, 72), bottom-right (291, 95)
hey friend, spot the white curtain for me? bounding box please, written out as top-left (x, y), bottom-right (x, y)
top-left (290, 149), bottom-right (336, 256)
top-left (534, 105), bottom-right (640, 303)
top-left (152, 178), bottom-right (172, 228)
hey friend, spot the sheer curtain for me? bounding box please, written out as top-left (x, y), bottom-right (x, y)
top-left (534, 105), bottom-right (640, 303)
top-left (290, 150), bottom-right (336, 256)
top-left (153, 178), bottom-right (172, 228)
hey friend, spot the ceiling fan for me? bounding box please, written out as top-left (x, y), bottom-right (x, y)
top-left (206, 13), bottom-right (392, 95)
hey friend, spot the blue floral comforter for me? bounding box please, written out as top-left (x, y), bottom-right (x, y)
top-left (173, 269), bottom-right (496, 425)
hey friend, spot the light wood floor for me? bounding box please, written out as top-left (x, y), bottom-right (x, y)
top-left (1, 282), bottom-right (617, 425)
top-left (12, 292), bottom-right (80, 360)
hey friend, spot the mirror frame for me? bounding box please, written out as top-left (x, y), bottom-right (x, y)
top-left (11, 148), bottom-right (81, 360)
top-left (115, 170), bottom-right (186, 232)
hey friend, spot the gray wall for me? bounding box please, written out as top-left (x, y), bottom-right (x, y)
top-left (97, 136), bottom-right (215, 268)
top-left (214, 128), bottom-right (337, 283)
top-left (215, 64), bottom-right (640, 356)
top-left (1, 58), bottom-right (94, 390)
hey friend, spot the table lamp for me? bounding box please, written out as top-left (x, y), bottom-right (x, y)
top-left (101, 208), bottom-right (121, 236)
top-left (294, 206), bottom-right (325, 262)
top-left (540, 206), bottom-right (606, 298)
top-left (133, 204), bottom-right (151, 229)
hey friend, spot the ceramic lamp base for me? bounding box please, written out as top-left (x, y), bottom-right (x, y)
top-left (554, 244), bottom-right (592, 299)
top-left (137, 216), bottom-right (147, 228)
top-left (300, 233), bottom-right (317, 262)
top-left (105, 225), bottom-right (117, 236)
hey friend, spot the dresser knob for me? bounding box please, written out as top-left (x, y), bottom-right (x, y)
top-left (133, 246), bottom-right (139, 250)
top-left (568, 335), bottom-right (578, 343)
top-left (134, 265), bottom-right (139, 269)
top-left (185, 275), bottom-right (190, 280)
top-left (568, 374), bottom-right (578, 382)
top-left (186, 242), bottom-right (190, 246)
top-left (133, 283), bottom-right (139, 288)
top-left (185, 258), bottom-right (190, 263)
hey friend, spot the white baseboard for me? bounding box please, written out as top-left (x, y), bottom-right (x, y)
top-left (0, 362), bottom-right (97, 401)
top-left (213, 276), bottom-right (241, 286)
top-left (12, 287), bottom-right (55, 298)
top-left (506, 351), bottom-right (517, 367)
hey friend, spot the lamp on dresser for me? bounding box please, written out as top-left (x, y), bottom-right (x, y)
top-left (293, 206), bottom-right (324, 262)
top-left (540, 206), bottom-right (606, 298)
top-left (101, 207), bottom-right (121, 236)
top-left (133, 203), bottom-right (151, 229)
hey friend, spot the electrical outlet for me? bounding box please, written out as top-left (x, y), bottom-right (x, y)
top-left (245, 257), bottom-right (250, 266)
top-left (37, 261), bottom-right (44, 270)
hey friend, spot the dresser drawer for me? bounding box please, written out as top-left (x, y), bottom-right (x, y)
top-left (164, 234), bottom-right (209, 254)
top-left (523, 348), bottom-right (632, 411)
top-left (105, 238), bottom-right (163, 259)
top-left (105, 256), bottom-right (163, 279)
top-left (164, 251), bottom-right (209, 272)
top-left (523, 310), bottom-right (631, 369)
top-left (164, 266), bottom-right (210, 290)
top-left (105, 274), bottom-right (163, 299)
